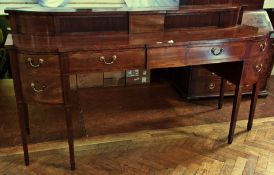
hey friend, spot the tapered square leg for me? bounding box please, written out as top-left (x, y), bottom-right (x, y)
top-left (218, 78), bottom-right (225, 109)
top-left (17, 103), bottom-right (29, 166)
top-left (228, 84), bottom-right (242, 144)
top-left (247, 83), bottom-right (260, 131)
top-left (22, 103), bottom-right (30, 135)
top-left (65, 106), bottom-right (75, 170)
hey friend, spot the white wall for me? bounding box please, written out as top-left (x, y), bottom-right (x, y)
top-left (264, 0), bottom-right (274, 9)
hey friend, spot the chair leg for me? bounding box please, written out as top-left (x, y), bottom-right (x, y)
top-left (65, 106), bottom-right (75, 170)
top-left (17, 103), bottom-right (29, 166)
top-left (247, 83), bottom-right (260, 131)
top-left (23, 103), bottom-right (30, 135)
top-left (228, 84), bottom-right (242, 144)
top-left (218, 78), bottom-right (225, 109)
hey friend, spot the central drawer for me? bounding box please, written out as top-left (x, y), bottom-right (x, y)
top-left (147, 46), bottom-right (187, 69)
top-left (68, 48), bottom-right (146, 73)
top-left (186, 42), bottom-right (246, 65)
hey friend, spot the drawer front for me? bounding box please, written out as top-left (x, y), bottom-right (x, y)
top-left (244, 56), bottom-right (266, 84)
top-left (189, 66), bottom-right (252, 97)
top-left (69, 49), bottom-right (145, 73)
top-left (190, 77), bottom-right (222, 96)
top-left (18, 53), bottom-right (60, 75)
top-left (147, 46), bottom-right (186, 69)
top-left (187, 42), bottom-right (246, 65)
top-left (249, 40), bottom-right (268, 57)
top-left (20, 74), bottom-right (63, 104)
top-left (190, 75), bottom-right (255, 97)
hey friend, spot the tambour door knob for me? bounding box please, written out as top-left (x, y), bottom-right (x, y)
top-left (30, 82), bottom-right (47, 93)
top-left (27, 57), bottom-right (44, 68)
top-left (211, 48), bottom-right (224, 56)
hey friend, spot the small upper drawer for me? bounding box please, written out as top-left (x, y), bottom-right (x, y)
top-left (68, 48), bottom-right (146, 73)
top-left (249, 40), bottom-right (268, 57)
top-left (244, 56), bottom-right (266, 84)
top-left (186, 42), bottom-right (246, 65)
top-left (18, 53), bottom-right (60, 75)
top-left (20, 74), bottom-right (63, 104)
top-left (147, 46), bottom-right (186, 69)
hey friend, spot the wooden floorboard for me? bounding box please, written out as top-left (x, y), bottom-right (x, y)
top-left (1, 117), bottom-right (274, 174)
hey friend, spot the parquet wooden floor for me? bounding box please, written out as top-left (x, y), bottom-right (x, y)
top-left (1, 117), bottom-right (274, 175)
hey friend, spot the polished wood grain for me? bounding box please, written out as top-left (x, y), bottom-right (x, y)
top-left (247, 82), bottom-right (260, 131)
top-left (68, 48), bottom-right (146, 73)
top-left (20, 74), bottom-right (63, 104)
top-left (186, 42), bottom-right (246, 65)
top-left (218, 77), bottom-right (225, 109)
top-left (18, 53), bottom-right (60, 75)
top-left (7, 48), bottom-right (30, 166)
top-left (244, 57), bottom-right (265, 84)
top-left (57, 14), bottom-right (129, 34)
top-left (60, 54), bottom-right (76, 170)
top-left (165, 4), bottom-right (241, 29)
top-left (249, 40), bottom-right (268, 57)
top-left (147, 46), bottom-right (187, 69)
top-left (228, 84), bottom-right (242, 144)
top-left (17, 15), bottom-right (55, 35)
top-left (7, 26), bottom-right (269, 53)
top-left (129, 13), bottom-right (165, 34)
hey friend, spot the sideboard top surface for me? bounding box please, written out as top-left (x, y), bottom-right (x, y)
top-left (4, 4), bottom-right (240, 15)
top-left (6, 25), bottom-right (269, 52)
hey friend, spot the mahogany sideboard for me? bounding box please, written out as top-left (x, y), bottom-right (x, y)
top-left (5, 5), bottom-right (273, 170)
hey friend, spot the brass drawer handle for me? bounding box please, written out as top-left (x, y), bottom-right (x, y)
top-left (167, 40), bottom-right (174, 44)
top-left (27, 58), bottom-right (44, 68)
top-left (211, 48), bottom-right (224, 56)
top-left (259, 42), bottom-right (267, 52)
top-left (226, 81), bottom-right (232, 86)
top-left (156, 40), bottom-right (174, 44)
top-left (99, 55), bottom-right (117, 65)
top-left (31, 82), bottom-right (47, 93)
top-left (208, 83), bottom-right (215, 90)
top-left (256, 64), bottom-right (263, 73)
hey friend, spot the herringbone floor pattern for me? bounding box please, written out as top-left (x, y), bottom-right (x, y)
top-left (0, 117), bottom-right (274, 175)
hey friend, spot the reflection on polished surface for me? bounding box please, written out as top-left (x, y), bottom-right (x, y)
top-left (6, 0), bottom-right (180, 12)
top-left (125, 0), bottom-right (179, 7)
